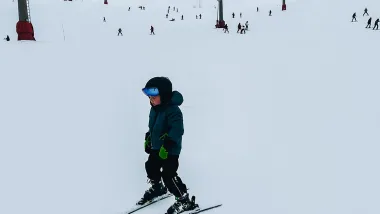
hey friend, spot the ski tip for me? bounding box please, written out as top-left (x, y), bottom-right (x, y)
top-left (188, 204), bottom-right (223, 214)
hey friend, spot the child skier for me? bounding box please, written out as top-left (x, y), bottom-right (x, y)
top-left (138, 77), bottom-right (199, 214)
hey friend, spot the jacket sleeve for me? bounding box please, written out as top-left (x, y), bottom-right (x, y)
top-left (167, 107), bottom-right (184, 143)
top-left (148, 107), bottom-right (155, 133)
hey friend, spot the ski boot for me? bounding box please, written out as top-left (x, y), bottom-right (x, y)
top-left (166, 193), bottom-right (199, 214)
top-left (137, 180), bottom-right (168, 205)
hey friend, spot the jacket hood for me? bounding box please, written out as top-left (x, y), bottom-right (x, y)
top-left (170, 91), bottom-right (183, 106)
top-left (151, 91), bottom-right (183, 111)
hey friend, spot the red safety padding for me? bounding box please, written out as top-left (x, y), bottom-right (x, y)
top-left (16, 21), bottom-right (36, 41)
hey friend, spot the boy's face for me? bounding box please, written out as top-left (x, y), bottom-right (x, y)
top-left (149, 95), bottom-right (161, 106)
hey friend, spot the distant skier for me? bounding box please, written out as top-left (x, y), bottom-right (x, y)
top-left (366, 17), bottom-right (372, 28)
top-left (240, 12), bottom-right (242, 18)
top-left (240, 26), bottom-right (246, 34)
top-left (237, 23), bottom-right (241, 33)
top-left (352, 13), bottom-right (357, 22)
top-left (118, 28), bottom-right (123, 36)
top-left (224, 24), bottom-right (229, 33)
top-left (232, 12), bottom-right (235, 18)
top-left (4, 35), bottom-right (10, 41)
top-left (245, 21), bottom-right (249, 30)
top-left (257, 7), bottom-right (259, 12)
top-left (173, 6), bottom-right (175, 11)
top-left (139, 77), bottom-right (199, 214)
top-left (150, 26), bottom-right (155, 35)
top-left (269, 10), bottom-right (272, 16)
top-left (103, 17), bottom-right (106, 22)
top-left (176, 8), bottom-right (178, 12)
top-left (199, 14), bottom-right (202, 19)
top-left (166, 14), bottom-right (169, 18)
top-left (373, 18), bottom-right (379, 30)
top-left (128, 7), bottom-right (130, 11)
top-left (181, 15), bottom-right (184, 20)
top-left (196, 15), bottom-right (198, 19)
top-left (363, 8), bottom-right (369, 16)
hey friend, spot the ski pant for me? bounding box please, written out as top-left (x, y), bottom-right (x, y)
top-left (374, 24), bottom-right (379, 30)
top-left (145, 151), bottom-right (188, 198)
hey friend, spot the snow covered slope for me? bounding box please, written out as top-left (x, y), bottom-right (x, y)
top-left (1, 0), bottom-right (380, 214)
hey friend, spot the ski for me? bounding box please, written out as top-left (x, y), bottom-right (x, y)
top-left (125, 193), bottom-right (173, 214)
top-left (164, 204), bottom-right (222, 214)
top-left (187, 204), bottom-right (222, 214)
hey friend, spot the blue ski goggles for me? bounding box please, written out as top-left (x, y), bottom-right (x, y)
top-left (142, 87), bottom-right (159, 96)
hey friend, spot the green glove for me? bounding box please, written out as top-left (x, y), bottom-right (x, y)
top-left (159, 146), bottom-right (168, 159)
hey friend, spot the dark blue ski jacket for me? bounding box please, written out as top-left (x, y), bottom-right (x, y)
top-left (148, 91), bottom-right (184, 155)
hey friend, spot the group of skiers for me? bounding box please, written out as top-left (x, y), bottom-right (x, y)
top-left (221, 21), bottom-right (249, 34)
top-left (125, 6), bottom-right (145, 11)
top-left (111, 5), bottom-right (189, 36)
top-left (220, 20), bottom-right (249, 34)
top-left (168, 6), bottom-right (178, 13)
top-left (220, 7), bottom-right (273, 35)
top-left (166, 6), bottom-right (185, 21)
top-left (236, 21), bottom-right (249, 34)
top-left (107, 5), bottom-right (267, 37)
top-left (352, 8), bottom-right (379, 30)
top-left (232, 12), bottom-right (243, 18)
top-left (116, 26), bottom-right (155, 36)
top-left (232, 9), bottom-right (272, 18)
top-left (166, 14), bottom-right (184, 20)
top-left (102, 5), bottom-right (158, 36)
